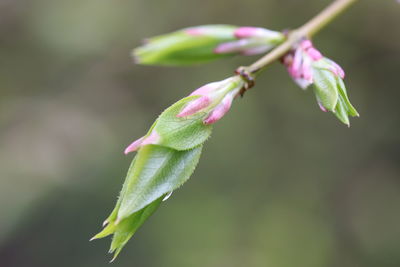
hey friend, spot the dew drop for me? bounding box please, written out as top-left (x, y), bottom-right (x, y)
top-left (162, 191), bottom-right (173, 201)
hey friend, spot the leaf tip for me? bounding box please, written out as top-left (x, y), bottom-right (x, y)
top-left (89, 234), bottom-right (99, 242)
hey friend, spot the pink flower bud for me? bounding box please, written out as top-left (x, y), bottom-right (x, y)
top-left (124, 130), bottom-right (160, 154)
top-left (307, 47), bottom-right (323, 61)
top-left (234, 27), bottom-right (278, 39)
top-left (214, 39), bottom-right (251, 54)
top-left (291, 49), bottom-right (304, 77)
top-left (177, 76), bottom-right (243, 123)
top-left (300, 40), bottom-right (323, 61)
top-left (203, 92), bottom-right (235, 125)
top-left (283, 39), bottom-right (341, 89)
top-left (282, 48), bottom-right (313, 89)
top-left (176, 96), bottom-right (212, 117)
top-left (301, 57), bottom-right (313, 81)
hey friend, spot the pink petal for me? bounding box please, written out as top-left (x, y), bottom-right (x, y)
top-left (189, 83), bottom-right (219, 96)
top-left (307, 47), bottom-right (323, 61)
top-left (214, 39), bottom-right (250, 54)
top-left (291, 49), bottom-right (303, 78)
top-left (330, 61), bottom-right (345, 79)
top-left (141, 131), bottom-right (160, 146)
top-left (203, 93), bottom-right (234, 125)
top-left (124, 131), bottom-right (160, 154)
top-left (301, 57), bottom-right (313, 82)
top-left (300, 40), bottom-right (313, 50)
top-left (177, 96), bottom-right (211, 117)
top-left (124, 136), bottom-right (144, 154)
top-left (300, 39), bottom-right (323, 61)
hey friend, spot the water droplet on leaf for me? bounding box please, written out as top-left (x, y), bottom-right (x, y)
top-left (162, 191), bottom-right (173, 201)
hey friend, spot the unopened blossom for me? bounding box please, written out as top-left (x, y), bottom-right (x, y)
top-left (133, 25), bottom-right (284, 65)
top-left (214, 26), bottom-right (284, 56)
top-left (123, 76), bottom-right (246, 155)
top-left (282, 39), bottom-right (344, 89)
top-left (177, 76), bottom-right (245, 125)
top-left (203, 90), bottom-right (237, 124)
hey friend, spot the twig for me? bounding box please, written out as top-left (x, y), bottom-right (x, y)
top-left (245, 0), bottom-right (358, 76)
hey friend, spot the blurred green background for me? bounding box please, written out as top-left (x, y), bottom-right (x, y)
top-left (1, 0), bottom-right (399, 266)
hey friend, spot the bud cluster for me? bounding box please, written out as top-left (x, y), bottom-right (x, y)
top-left (282, 39), bottom-right (359, 125)
top-left (177, 76), bottom-right (244, 124)
top-left (124, 76), bottom-right (245, 154)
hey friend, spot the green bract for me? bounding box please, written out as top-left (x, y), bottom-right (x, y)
top-left (91, 72), bottom-right (248, 260)
top-left (92, 92), bottom-right (215, 260)
top-left (154, 96), bottom-right (213, 150)
top-left (312, 66), bottom-right (359, 126)
top-left (92, 145), bottom-right (203, 260)
top-left (117, 145), bottom-right (203, 220)
top-left (313, 69), bottom-right (339, 111)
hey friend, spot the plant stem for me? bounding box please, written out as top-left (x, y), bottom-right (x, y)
top-left (246, 0), bottom-right (358, 75)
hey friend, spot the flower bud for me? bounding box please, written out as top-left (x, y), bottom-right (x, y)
top-left (176, 82), bottom-right (223, 117)
top-left (214, 26), bottom-right (284, 56)
top-left (133, 25), bottom-right (284, 66)
top-left (282, 39), bottom-right (359, 125)
top-left (176, 96), bottom-right (211, 117)
top-left (203, 90), bottom-right (236, 125)
top-left (177, 76), bottom-right (245, 124)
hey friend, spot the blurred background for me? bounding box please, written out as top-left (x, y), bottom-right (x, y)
top-left (0, 0), bottom-right (399, 266)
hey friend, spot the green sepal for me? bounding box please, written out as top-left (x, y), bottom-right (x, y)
top-left (133, 25), bottom-right (237, 66)
top-left (154, 95), bottom-right (213, 151)
top-left (312, 69), bottom-right (339, 111)
top-left (312, 67), bottom-right (359, 126)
